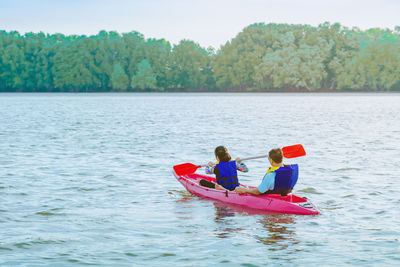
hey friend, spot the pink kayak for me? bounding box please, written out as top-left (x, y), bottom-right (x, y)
top-left (173, 170), bottom-right (320, 215)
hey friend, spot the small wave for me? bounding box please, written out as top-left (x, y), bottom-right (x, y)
top-left (369, 192), bottom-right (382, 196)
top-left (50, 208), bottom-right (63, 211)
top-left (32, 239), bottom-right (66, 245)
top-left (168, 189), bottom-right (193, 197)
top-left (0, 246), bottom-right (12, 251)
top-left (125, 252), bottom-right (137, 257)
top-left (62, 186), bottom-right (98, 192)
top-left (12, 192), bottom-right (27, 196)
top-left (36, 211), bottom-right (54, 216)
top-left (161, 253), bottom-right (175, 257)
top-left (334, 168), bottom-right (361, 172)
top-left (323, 206), bottom-right (343, 210)
top-left (14, 239), bottom-right (67, 249)
top-left (296, 187), bottom-right (322, 194)
top-left (78, 187), bottom-right (97, 192)
top-left (35, 211), bottom-right (63, 216)
top-left (14, 242), bottom-right (31, 249)
top-left (321, 199), bottom-right (343, 210)
top-left (241, 263), bottom-right (259, 267)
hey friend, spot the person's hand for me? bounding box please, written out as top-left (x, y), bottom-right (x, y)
top-left (208, 161), bottom-right (214, 167)
top-left (235, 157), bottom-right (241, 162)
top-left (234, 187), bottom-right (247, 194)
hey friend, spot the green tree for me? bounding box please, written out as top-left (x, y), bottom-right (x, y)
top-left (111, 63), bottom-right (129, 91)
top-left (169, 40), bottom-right (212, 89)
top-left (255, 32), bottom-right (331, 91)
top-left (1, 42), bottom-right (25, 89)
top-left (337, 41), bottom-right (400, 90)
top-left (131, 59), bottom-right (157, 90)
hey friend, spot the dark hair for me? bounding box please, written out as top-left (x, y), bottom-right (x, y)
top-left (214, 146), bottom-right (231, 162)
top-left (269, 148), bottom-right (283, 163)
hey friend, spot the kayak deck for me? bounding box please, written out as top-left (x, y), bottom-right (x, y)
top-left (173, 171), bottom-right (320, 215)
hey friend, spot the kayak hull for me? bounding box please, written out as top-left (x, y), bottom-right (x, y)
top-left (173, 171), bottom-right (320, 215)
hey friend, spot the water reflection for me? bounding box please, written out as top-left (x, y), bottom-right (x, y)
top-left (173, 193), bottom-right (299, 251)
top-left (213, 202), bottom-right (242, 238)
top-left (256, 216), bottom-right (297, 250)
top-left (212, 201), bottom-right (298, 251)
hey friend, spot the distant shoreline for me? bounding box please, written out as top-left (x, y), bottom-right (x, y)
top-left (1, 23), bottom-right (399, 92)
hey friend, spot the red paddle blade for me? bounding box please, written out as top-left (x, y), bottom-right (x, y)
top-left (282, 144), bottom-right (306, 158)
top-left (173, 163), bottom-right (201, 176)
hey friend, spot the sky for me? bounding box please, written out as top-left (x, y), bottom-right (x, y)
top-left (1, 0), bottom-right (399, 48)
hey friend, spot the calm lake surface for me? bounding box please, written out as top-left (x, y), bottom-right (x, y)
top-left (1, 93), bottom-right (399, 266)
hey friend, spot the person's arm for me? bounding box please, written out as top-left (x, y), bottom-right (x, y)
top-left (205, 162), bottom-right (215, 174)
top-left (235, 157), bottom-right (249, 172)
top-left (235, 186), bottom-right (261, 195)
top-left (235, 172), bottom-right (276, 195)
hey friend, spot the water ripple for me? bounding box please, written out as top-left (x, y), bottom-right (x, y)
top-left (1, 93), bottom-right (399, 266)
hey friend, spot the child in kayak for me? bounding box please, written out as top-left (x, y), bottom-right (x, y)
top-left (235, 148), bottom-right (298, 196)
top-left (200, 146), bottom-right (248, 191)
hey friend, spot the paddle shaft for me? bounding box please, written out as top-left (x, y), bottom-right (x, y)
top-left (199, 154), bottom-right (268, 167)
top-left (241, 154), bottom-right (268, 161)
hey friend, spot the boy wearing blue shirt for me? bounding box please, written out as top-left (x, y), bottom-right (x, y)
top-left (235, 148), bottom-right (284, 195)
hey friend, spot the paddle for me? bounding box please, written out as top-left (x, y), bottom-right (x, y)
top-left (173, 144), bottom-right (306, 176)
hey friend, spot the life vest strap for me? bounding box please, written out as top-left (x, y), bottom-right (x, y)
top-left (218, 176), bottom-right (239, 186)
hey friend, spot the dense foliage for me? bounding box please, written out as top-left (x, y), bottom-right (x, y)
top-left (1, 22), bottom-right (399, 92)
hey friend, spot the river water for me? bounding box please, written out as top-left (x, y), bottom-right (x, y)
top-left (0, 93), bottom-right (399, 266)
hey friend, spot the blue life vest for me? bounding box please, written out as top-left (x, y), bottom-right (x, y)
top-left (268, 164), bottom-right (299, 195)
top-left (215, 161), bottom-right (239, 190)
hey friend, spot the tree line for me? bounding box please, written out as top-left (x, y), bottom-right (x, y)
top-left (1, 22), bottom-right (399, 92)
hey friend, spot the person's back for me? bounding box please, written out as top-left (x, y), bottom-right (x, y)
top-left (214, 160), bottom-right (239, 190)
top-left (202, 146), bottom-right (248, 190)
top-left (264, 163), bottom-right (298, 196)
top-left (235, 148), bottom-right (298, 195)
